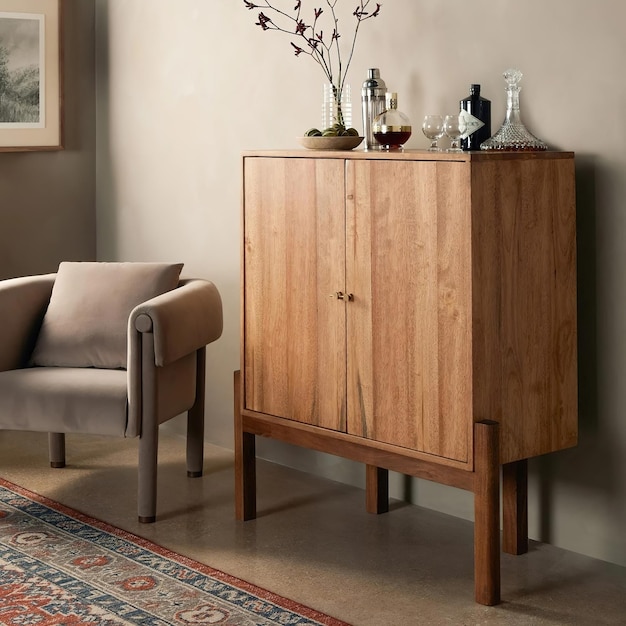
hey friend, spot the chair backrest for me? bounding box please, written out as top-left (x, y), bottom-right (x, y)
top-left (0, 274), bottom-right (55, 371)
top-left (29, 262), bottom-right (184, 370)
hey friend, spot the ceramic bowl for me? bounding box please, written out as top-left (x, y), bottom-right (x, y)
top-left (297, 135), bottom-right (364, 151)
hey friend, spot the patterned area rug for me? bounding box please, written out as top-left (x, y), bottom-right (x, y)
top-left (0, 477), bottom-right (348, 625)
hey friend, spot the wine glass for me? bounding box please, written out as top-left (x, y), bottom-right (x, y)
top-left (443, 114), bottom-right (467, 152)
top-left (422, 115), bottom-right (444, 151)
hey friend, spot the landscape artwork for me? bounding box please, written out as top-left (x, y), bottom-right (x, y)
top-left (0, 12), bottom-right (43, 127)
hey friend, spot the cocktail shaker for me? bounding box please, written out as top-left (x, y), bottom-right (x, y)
top-left (361, 68), bottom-right (387, 150)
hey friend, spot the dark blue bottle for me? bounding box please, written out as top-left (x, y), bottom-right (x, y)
top-left (460, 84), bottom-right (491, 151)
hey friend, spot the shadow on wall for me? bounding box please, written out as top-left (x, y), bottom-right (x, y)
top-left (533, 155), bottom-right (622, 557)
top-left (573, 156), bottom-right (599, 447)
top-left (93, 1), bottom-right (119, 261)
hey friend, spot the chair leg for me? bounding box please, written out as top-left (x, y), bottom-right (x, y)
top-left (187, 347), bottom-right (206, 478)
top-left (138, 330), bottom-right (159, 523)
top-left (138, 421), bottom-right (159, 523)
top-left (48, 433), bottom-right (66, 468)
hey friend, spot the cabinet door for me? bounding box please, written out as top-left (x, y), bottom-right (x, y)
top-left (346, 159), bottom-right (472, 463)
top-left (243, 157), bottom-right (346, 430)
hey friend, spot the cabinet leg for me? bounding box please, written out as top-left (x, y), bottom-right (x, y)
top-left (474, 420), bottom-right (501, 606)
top-left (502, 459), bottom-right (528, 555)
top-left (366, 465), bottom-right (389, 514)
top-left (234, 371), bottom-right (256, 520)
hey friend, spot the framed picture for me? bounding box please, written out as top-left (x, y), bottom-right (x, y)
top-left (0, 0), bottom-right (62, 151)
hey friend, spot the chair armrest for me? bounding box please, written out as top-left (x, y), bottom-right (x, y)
top-left (0, 274), bottom-right (55, 371)
top-left (129, 278), bottom-right (223, 367)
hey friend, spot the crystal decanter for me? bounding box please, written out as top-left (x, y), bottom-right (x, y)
top-left (480, 69), bottom-right (547, 151)
top-left (372, 92), bottom-right (412, 150)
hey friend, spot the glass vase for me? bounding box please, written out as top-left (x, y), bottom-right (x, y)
top-left (322, 83), bottom-right (352, 130)
top-left (480, 69), bottom-right (547, 151)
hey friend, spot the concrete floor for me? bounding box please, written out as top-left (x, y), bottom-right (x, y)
top-left (0, 430), bottom-right (625, 625)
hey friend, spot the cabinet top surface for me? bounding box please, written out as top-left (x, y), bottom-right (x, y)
top-left (242, 149), bottom-right (574, 162)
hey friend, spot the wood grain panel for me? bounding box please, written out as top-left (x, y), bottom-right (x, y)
top-left (471, 158), bottom-right (578, 463)
top-left (242, 409), bottom-right (475, 487)
top-left (242, 157), bottom-right (346, 429)
top-left (242, 150), bottom-right (577, 468)
top-left (431, 162), bottom-right (473, 461)
top-left (346, 160), bottom-right (472, 463)
top-left (243, 149), bottom-right (574, 164)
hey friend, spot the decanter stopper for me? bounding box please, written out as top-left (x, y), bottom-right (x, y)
top-left (480, 69), bottom-right (547, 151)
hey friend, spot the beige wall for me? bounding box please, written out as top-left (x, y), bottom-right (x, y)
top-left (94, 0), bottom-right (626, 566)
top-left (0, 1), bottom-right (96, 280)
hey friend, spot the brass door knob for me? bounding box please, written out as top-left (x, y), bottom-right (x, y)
top-left (331, 291), bottom-right (354, 301)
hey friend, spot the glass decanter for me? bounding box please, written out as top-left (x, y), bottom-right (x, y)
top-left (480, 69), bottom-right (547, 151)
top-left (372, 92), bottom-right (412, 150)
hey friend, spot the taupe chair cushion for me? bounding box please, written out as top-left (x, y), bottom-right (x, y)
top-left (0, 367), bottom-right (128, 436)
top-left (30, 262), bottom-right (183, 369)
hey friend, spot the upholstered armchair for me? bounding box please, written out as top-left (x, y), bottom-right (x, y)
top-left (0, 262), bottom-right (223, 522)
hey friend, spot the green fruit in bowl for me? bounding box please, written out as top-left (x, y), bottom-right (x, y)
top-left (304, 125), bottom-right (360, 139)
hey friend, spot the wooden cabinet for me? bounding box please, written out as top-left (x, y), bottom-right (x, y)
top-left (237, 149), bottom-right (577, 605)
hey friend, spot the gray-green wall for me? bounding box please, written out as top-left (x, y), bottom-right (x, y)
top-left (0, 1), bottom-right (96, 280)
top-left (4, 0), bottom-right (624, 570)
top-left (94, 0), bottom-right (626, 568)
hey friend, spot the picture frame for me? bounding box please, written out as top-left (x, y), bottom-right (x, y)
top-left (0, 0), bottom-right (63, 151)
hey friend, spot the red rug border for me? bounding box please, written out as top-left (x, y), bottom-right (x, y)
top-left (0, 476), bottom-right (351, 626)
